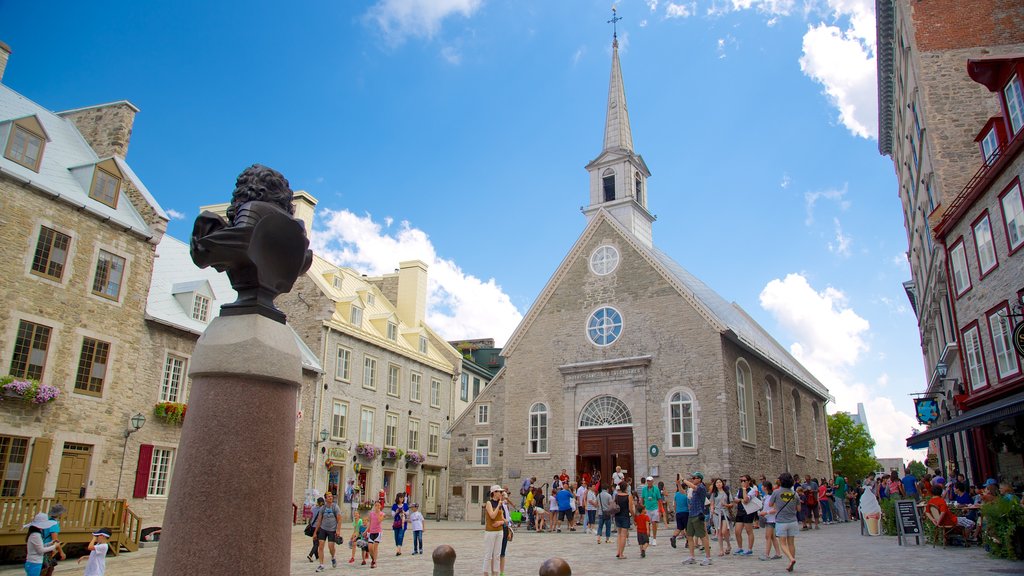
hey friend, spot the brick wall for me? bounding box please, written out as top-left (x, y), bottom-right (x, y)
top-left (911, 0), bottom-right (1024, 52)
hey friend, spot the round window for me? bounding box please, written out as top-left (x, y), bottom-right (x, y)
top-left (589, 245), bottom-right (620, 276)
top-left (587, 306), bottom-right (623, 346)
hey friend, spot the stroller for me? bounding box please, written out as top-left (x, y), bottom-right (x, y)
top-left (510, 508), bottom-right (524, 529)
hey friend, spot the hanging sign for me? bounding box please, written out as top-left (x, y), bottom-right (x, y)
top-left (1013, 323), bottom-right (1024, 358)
top-left (914, 397), bottom-right (940, 425)
top-left (649, 445), bottom-right (660, 457)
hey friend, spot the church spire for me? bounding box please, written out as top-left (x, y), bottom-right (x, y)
top-left (603, 7), bottom-right (633, 153)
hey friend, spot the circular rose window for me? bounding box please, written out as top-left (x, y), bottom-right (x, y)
top-left (587, 306), bottom-right (623, 346)
top-left (589, 245), bottom-right (619, 276)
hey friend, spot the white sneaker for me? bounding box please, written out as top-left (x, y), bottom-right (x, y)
top-left (651, 538), bottom-right (657, 546)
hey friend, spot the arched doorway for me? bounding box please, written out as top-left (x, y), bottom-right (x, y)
top-left (577, 396), bottom-right (634, 491)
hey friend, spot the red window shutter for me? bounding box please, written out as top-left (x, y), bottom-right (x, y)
top-left (133, 444), bottom-right (154, 498)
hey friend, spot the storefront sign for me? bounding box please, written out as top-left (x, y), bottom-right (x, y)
top-left (327, 447), bottom-right (348, 461)
top-left (914, 398), bottom-right (939, 425)
top-left (1014, 323), bottom-right (1024, 358)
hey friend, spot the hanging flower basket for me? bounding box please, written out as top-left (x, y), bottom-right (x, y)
top-left (382, 447), bottom-right (404, 461)
top-left (404, 451), bottom-right (425, 465)
top-left (153, 402), bottom-right (187, 425)
top-left (355, 443), bottom-right (381, 459)
top-left (1, 376), bottom-right (60, 405)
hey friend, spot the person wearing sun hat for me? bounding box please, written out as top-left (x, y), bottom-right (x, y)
top-left (23, 513), bottom-right (62, 576)
top-left (483, 485), bottom-right (506, 576)
top-left (40, 503), bottom-right (66, 576)
top-left (77, 528), bottom-right (111, 576)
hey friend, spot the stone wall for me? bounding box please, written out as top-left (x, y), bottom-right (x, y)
top-left (58, 102), bottom-right (137, 159)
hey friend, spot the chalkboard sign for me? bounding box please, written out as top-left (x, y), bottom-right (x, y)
top-left (894, 499), bottom-right (922, 546)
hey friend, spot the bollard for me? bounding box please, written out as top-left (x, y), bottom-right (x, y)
top-left (432, 544), bottom-right (456, 576)
top-left (539, 557), bottom-right (571, 576)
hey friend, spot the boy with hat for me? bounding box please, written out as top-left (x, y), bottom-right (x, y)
top-left (77, 528), bottom-right (111, 576)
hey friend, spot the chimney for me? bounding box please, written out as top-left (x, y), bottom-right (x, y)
top-left (396, 260), bottom-right (428, 327)
top-left (57, 100), bottom-right (139, 158)
top-left (0, 41), bottom-right (11, 84)
top-left (292, 190), bottom-right (318, 233)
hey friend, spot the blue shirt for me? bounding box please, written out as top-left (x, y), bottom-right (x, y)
top-left (689, 483), bottom-right (707, 517)
top-left (954, 492), bottom-right (973, 505)
top-left (901, 475), bottom-right (918, 495)
top-left (556, 488), bottom-right (573, 511)
top-left (675, 490), bottom-right (688, 513)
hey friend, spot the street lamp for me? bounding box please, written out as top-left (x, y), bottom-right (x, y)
top-left (116, 413), bottom-right (147, 499)
top-left (319, 428), bottom-right (329, 444)
top-left (936, 362), bottom-right (949, 379)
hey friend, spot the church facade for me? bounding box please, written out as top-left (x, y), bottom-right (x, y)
top-left (447, 36), bottom-right (832, 520)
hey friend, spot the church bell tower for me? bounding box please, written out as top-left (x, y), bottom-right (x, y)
top-left (583, 9), bottom-right (655, 248)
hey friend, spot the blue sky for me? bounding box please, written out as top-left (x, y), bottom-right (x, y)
top-left (1, 0), bottom-right (926, 461)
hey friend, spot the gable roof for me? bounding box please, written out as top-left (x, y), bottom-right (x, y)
top-left (502, 209), bottom-right (828, 399)
top-left (0, 85), bottom-right (166, 238)
top-left (146, 235), bottom-right (322, 373)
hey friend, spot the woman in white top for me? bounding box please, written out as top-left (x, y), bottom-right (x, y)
top-left (23, 513), bottom-right (61, 576)
top-left (709, 479), bottom-right (733, 556)
top-left (758, 481), bottom-right (783, 561)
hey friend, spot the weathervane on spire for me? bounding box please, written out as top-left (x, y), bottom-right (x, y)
top-left (607, 6), bottom-right (622, 48)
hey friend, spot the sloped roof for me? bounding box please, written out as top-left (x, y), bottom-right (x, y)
top-left (0, 85), bottom-right (165, 237)
top-left (146, 235), bottom-right (322, 373)
top-left (502, 210), bottom-right (828, 400)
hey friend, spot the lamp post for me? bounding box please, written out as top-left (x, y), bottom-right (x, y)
top-left (116, 412), bottom-right (147, 499)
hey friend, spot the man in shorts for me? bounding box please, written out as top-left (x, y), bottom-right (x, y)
top-left (773, 472), bottom-right (800, 573)
top-left (682, 472), bottom-right (712, 566)
top-left (641, 476), bottom-right (662, 545)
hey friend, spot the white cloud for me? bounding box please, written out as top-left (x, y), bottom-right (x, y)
top-left (166, 208), bottom-right (185, 220)
top-left (366, 0), bottom-right (483, 45)
top-left (708, 0), bottom-right (794, 17)
top-left (440, 45), bottom-right (462, 64)
top-left (639, 19), bottom-right (649, 27)
top-left (665, 2), bottom-right (696, 18)
top-left (716, 34), bottom-right (738, 58)
top-left (799, 0), bottom-right (878, 138)
top-left (311, 208), bottom-right (522, 345)
top-left (780, 173), bottom-right (791, 189)
top-left (571, 46), bottom-right (585, 66)
top-left (804, 185), bottom-right (850, 225)
top-left (828, 217), bottom-right (852, 256)
top-left (646, 0), bottom-right (659, 11)
top-left (759, 273), bottom-right (924, 464)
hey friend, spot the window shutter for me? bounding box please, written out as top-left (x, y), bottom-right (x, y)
top-left (133, 444), bottom-right (154, 498)
top-left (23, 437), bottom-right (52, 498)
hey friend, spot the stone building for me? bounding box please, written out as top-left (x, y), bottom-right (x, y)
top-left (0, 43), bottom-right (168, 507)
top-left (905, 54), bottom-right (1024, 482)
top-left (876, 0), bottom-right (1024, 480)
top-left (450, 338), bottom-right (503, 418)
top-left (275, 204), bottom-right (462, 518)
top-left (446, 35), bottom-right (831, 520)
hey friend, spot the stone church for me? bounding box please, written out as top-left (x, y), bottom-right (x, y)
top-left (447, 36), bottom-right (832, 520)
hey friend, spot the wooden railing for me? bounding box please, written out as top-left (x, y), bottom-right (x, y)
top-left (0, 498), bottom-right (140, 555)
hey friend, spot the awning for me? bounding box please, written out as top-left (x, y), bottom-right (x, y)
top-left (906, 389), bottom-right (1024, 448)
top-left (967, 53), bottom-right (1024, 91)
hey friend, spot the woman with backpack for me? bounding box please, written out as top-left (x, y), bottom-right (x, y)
top-left (391, 493), bottom-right (409, 556)
top-left (710, 478), bottom-right (733, 556)
top-left (306, 497), bottom-right (325, 562)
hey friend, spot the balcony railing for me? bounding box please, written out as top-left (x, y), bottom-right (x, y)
top-left (0, 497), bottom-right (140, 554)
top-left (935, 129), bottom-right (1024, 236)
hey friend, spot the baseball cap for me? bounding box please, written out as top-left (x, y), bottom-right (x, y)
top-left (92, 528), bottom-right (112, 538)
top-left (410, 502), bottom-right (419, 508)
top-left (691, 471), bottom-right (704, 480)
top-left (646, 476), bottom-right (653, 481)
top-left (984, 478), bottom-right (998, 487)
top-left (932, 476), bottom-right (946, 485)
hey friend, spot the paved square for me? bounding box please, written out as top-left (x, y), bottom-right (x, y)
top-left (3, 520), bottom-right (1022, 575)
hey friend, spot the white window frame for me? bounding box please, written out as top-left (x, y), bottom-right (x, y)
top-left (385, 412), bottom-right (399, 448)
top-left (988, 307), bottom-right (1020, 380)
top-left (813, 404), bottom-right (822, 461)
top-left (1000, 181), bottom-right (1024, 252)
top-left (335, 346), bottom-right (351, 382)
top-left (428, 422), bottom-right (440, 456)
top-left (407, 418), bottom-right (420, 451)
top-left (360, 407), bottom-right (376, 444)
top-left (387, 364), bottom-right (400, 397)
top-left (460, 373), bottom-right (469, 402)
top-left (363, 356), bottom-right (377, 390)
top-left (766, 382), bottom-right (776, 448)
top-left (386, 321), bottom-right (397, 341)
top-left (474, 438), bottom-right (490, 466)
top-left (973, 214), bottom-right (998, 276)
top-left (410, 372), bottom-right (422, 403)
top-left (963, 325), bottom-right (987, 391)
top-left (331, 400), bottom-right (348, 440)
top-left (980, 127), bottom-right (1000, 163)
top-left (529, 402), bottom-right (548, 454)
top-left (429, 378), bottom-right (441, 408)
top-left (736, 360), bottom-right (754, 444)
top-left (666, 388), bottom-right (696, 452)
top-left (589, 245), bottom-right (620, 276)
top-left (419, 336), bottom-right (428, 354)
top-left (191, 293), bottom-right (210, 322)
top-left (147, 447), bottom-right (175, 498)
top-left (792, 393), bottom-right (801, 455)
top-left (949, 240), bottom-right (971, 296)
top-left (476, 404), bottom-right (490, 425)
top-left (350, 306), bottom-right (363, 326)
top-left (160, 353), bottom-right (188, 403)
top-left (1005, 74), bottom-right (1024, 135)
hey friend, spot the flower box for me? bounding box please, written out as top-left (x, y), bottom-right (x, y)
top-left (404, 451), bottom-right (425, 465)
top-left (1, 375), bottom-right (60, 405)
top-left (355, 443), bottom-right (381, 459)
top-left (382, 447), bottom-right (404, 461)
top-left (153, 402), bottom-right (187, 425)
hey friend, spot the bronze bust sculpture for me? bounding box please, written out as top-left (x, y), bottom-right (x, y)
top-left (190, 165), bottom-right (313, 323)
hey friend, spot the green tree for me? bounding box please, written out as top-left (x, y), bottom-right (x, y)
top-left (828, 412), bottom-right (877, 481)
top-left (906, 459), bottom-right (927, 478)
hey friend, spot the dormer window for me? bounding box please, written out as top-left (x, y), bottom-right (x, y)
top-left (192, 293), bottom-right (211, 322)
top-left (5, 122), bottom-right (45, 172)
top-left (387, 321), bottom-right (397, 341)
top-left (332, 275), bottom-right (343, 289)
top-left (350, 306), bottom-right (363, 326)
top-left (367, 293), bottom-right (375, 306)
top-left (980, 126), bottom-right (1000, 164)
top-left (1005, 74), bottom-right (1024, 135)
top-left (602, 169), bottom-right (615, 202)
top-left (90, 167), bottom-right (121, 208)
top-left (419, 335), bottom-right (428, 354)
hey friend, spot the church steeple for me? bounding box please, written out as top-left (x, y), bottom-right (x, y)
top-left (584, 7), bottom-right (655, 248)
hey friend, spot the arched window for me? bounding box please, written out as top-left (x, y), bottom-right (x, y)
top-left (579, 396), bottom-right (632, 428)
top-left (602, 168), bottom-right (615, 202)
top-left (634, 172), bottom-right (644, 206)
top-left (765, 378), bottom-right (776, 448)
top-left (791, 390), bottom-right (801, 455)
top-left (812, 401), bottom-right (821, 460)
top-left (529, 403), bottom-right (548, 454)
top-left (668, 391), bottom-right (694, 449)
top-left (736, 360), bottom-right (755, 443)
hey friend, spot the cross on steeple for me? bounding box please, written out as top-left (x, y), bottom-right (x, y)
top-left (607, 7), bottom-right (622, 48)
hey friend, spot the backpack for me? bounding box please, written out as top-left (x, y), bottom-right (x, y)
top-left (805, 487), bottom-right (818, 506)
top-left (606, 494), bottom-right (621, 516)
